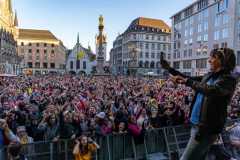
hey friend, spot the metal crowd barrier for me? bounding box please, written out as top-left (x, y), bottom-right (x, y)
top-left (1, 118), bottom-right (239, 160)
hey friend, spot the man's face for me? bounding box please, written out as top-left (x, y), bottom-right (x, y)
top-left (208, 55), bottom-right (222, 72)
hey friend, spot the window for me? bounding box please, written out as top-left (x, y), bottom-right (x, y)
top-left (198, 24), bottom-right (202, 32)
top-left (35, 62), bottom-right (40, 68)
top-left (157, 44), bottom-right (161, 50)
top-left (189, 17), bottom-right (194, 25)
top-left (36, 49), bottom-right (39, 53)
top-left (157, 52), bottom-right (161, 58)
top-left (76, 60), bottom-right (80, 69)
top-left (144, 61), bottom-right (149, 68)
top-left (184, 40), bottom-right (188, 46)
top-left (44, 43), bottom-right (47, 47)
top-left (44, 53), bottom-right (48, 60)
top-left (145, 52), bottom-right (149, 58)
top-left (223, 14), bottom-right (229, 24)
top-left (36, 53), bottom-right (40, 61)
top-left (203, 9), bottom-right (208, 18)
top-left (203, 34), bottom-right (208, 41)
top-left (36, 43), bottom-right (39, 47)
top-left (151, 52), bottom-right (155, 58)
top-left (50, 63), bottom-right (55, 69)
top-left (197, 35), bottom-right (202, 42)
top-left (177, 51), bottom-right (180, 58)
top-left (28, 49), bottom-right (32, 53)
top-left (151, 43), bottom-right (155, 50)
top-left (146, 35), bottom-right (149, 40)
top-left (43, 63), bottom-right (48, 69)
top-left (28, 62), bottom-right (32, 68)
top-left (51, 50), bottom-right (54, 54)
top-left (196, 59), bottom-right (207, 68)
top-left (222, 28), bottom-right (229, 38)
top-left (184, 50), bottom-right (188, 57)
top-left (218, 0), bottom-right (228, 12)
top-left (189, 27), bottom-right (193, 36)
top-left (215, 16), bottom-right (220, 27)
top-left (173, 61), bottom-right (180, 69)
top-left (82, 61), bottom-right (86, 69)
top-left (70, 61), bottom-right (73, 69)
top-left (237, 51), bottom-right (240, 65)
top-left (188, 49), bottom-right (192, 57)
top-left (28, 53), bottom-right (32, 60)
top-left (163, 44), bottom-right (166, 51)
top-left (198, 12), bottom-right (203, 21)
top-left (203, 21), bottom-right (208, 31)
top-left (197, 0), bottom-right (208, 10)
top-left (140, 52), bottom-right (143, 58)
top-left (183, 60), bottom-right (192, 69)
top-left (28, 43), bottom-right (32, 46)
top-left (152, 35), bottom-right (155, 40)
top-left (21, 42), bottom-right (24, 46)
top-left (44, 49), bottom-right (47, 53)
top-left (221, 42), bottom-right (227, 48)
top-left (145, 43), bottom-right (149, 49)
top-left (214, 31), bottom-right (220, 40)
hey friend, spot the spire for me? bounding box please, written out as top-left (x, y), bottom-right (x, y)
top-left (77, 32), bottom-right (79, 44)
top-left (14, 11), bottom-right (18, 27)
top-left (6, 0), bottom-right (13, 13)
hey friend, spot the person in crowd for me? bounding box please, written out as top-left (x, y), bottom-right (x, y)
top-left (7, 142), bottom-right (27, 160)
top-left (16, 126), bottom-right (33, 145)
top-left (161, 48), bottom-right (237, 160)
top-left (73, 135), bottom-right (100, 160)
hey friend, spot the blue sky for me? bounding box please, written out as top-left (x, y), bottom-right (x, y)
top-left (12, 0), bottom-right (193, 59)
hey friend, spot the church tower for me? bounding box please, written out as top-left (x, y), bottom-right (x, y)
top-left (95, 15), bottom-right (107, 74)
top-left (0, 0), bottom-right (18, 38)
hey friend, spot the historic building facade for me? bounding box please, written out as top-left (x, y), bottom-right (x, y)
top-left (17, 29), bottom-right (66, 75)
top-left (110, 17), bottom-right (171, 75)
top-left (66, 34), bottom-right (96, 75)
top-left (0, 0), bottom-right (22, 75)
top-left (171, 0), bottom-right (240, 76)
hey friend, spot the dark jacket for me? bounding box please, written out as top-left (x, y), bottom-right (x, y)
top-left (168, 68), bottom-right (237, 134)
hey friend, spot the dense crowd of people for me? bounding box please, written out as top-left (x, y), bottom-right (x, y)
top-left (0, 75), bottom-right (239, 154)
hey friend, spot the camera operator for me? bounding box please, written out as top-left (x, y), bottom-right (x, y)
top-left (73, 135), bottom-right (100, 160)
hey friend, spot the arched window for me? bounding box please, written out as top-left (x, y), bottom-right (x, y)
top-left (150, 61), bottom-right (155, 68)
top-left (144, 61), bottom-right (149, 68)
top-left (139, 61), bottom-right (143, 67)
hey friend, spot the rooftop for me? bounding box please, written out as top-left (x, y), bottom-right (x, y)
top-left (134, 17), bottom-right (171, 31)
top-left (18, 29), bottom-right (59, 41)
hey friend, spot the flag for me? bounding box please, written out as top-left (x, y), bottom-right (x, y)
top-left (76, 51), bottom-right (85, 60)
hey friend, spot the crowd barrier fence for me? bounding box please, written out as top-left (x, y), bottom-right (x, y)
top-left (1, 118), bottom-right (239, 160)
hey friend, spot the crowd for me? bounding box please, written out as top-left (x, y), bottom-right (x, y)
top-left (0, 75), bottom-right (239, 159)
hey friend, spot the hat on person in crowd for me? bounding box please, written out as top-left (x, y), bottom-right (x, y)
top-left (17, 126), bottom-right (26, 133)
top-left (96, 112), bottom-right (106, 119)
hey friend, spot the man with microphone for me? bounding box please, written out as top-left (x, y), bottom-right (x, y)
top-left (160, 48), bottom-right (237, 160)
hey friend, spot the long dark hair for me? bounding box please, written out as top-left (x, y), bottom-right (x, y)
top-left (79, 135), bottom-right (89, 155)
top-left (210, 48), bottom-right (236, 73)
